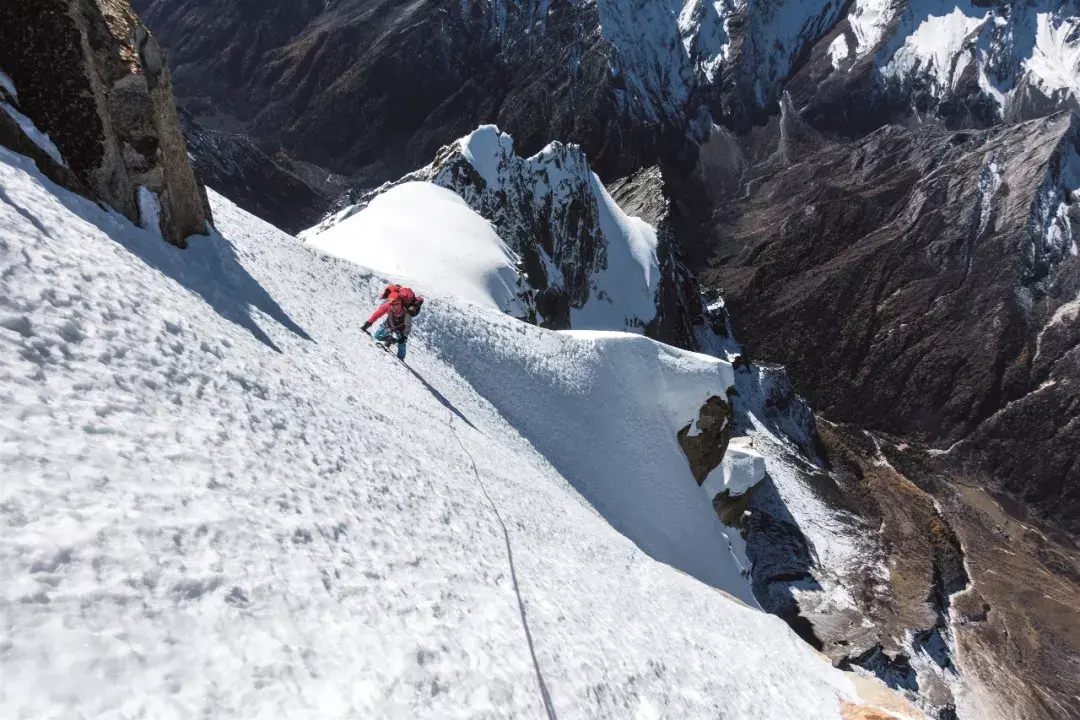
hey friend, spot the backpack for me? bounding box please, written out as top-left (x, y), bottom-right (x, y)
top-left (380, 284), bottom-right (422, 315)
top-left (406, 295), bottom-right (424, 317)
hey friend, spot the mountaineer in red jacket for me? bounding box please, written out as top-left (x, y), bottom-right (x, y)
top-left (361, 284), bottom-right (424, 360)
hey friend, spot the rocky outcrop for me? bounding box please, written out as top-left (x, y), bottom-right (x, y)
top-left (0, 86), bottom-right (91, 200)
top-left (179, 109), bottom-right (329, 235)
top-left (677, 394), bottom-right (735, 484)
top-left (0, 0), bottom-right (209, 246)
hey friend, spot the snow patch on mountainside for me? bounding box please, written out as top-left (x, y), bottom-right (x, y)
top-left (0, 70), bottom-right (66, 167)
top-left (1028, 12), bottom-right (1080, 100)
top-left (307, 182), bottom-right (531, 316)
top-left (855, 0), bottom-right (1080, 116)
top-left (0, 144), bottom-right (889, 718)
top-left (829, 33), bottom-right (851, 69)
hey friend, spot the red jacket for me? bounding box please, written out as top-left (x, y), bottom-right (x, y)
top-left (367, 300), bottom-right (410, 334)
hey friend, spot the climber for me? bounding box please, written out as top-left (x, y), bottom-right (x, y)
top-left (361, 284), bottom-right (424, 360)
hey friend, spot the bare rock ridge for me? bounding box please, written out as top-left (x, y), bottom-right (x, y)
top-left (0, 0), bottom-right (209, 246)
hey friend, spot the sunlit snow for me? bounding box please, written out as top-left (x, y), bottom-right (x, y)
top-left (306, 181), bottom-right (530, 317)
top-left (0, 145), bottom-right (873, 718)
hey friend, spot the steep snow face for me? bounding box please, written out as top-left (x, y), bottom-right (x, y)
top-left (306, 182), bottom-right (531, 317)
top-left (835, 0), bottom-right (1080, 118)
top-left (309, 126), bottom-right (660, 333)
top-left (677, 0), bottom-right (739, 83)
top-left (0, 145), bottom-right (880, 718)
top-left (580, 173), bottom-right (660, 330)
top-left (597, 0), bottom-right (694, 121)
top-left (1027, 11), bottom-right (1080, 101)
top-left (737, 0), bottom-right (849, 109)
top-left (880, 3), bottom-right (989, 94)
top-left (599, 0), bottom-right (847, 119)
top-left (430, 323), bottom-right (752, 598)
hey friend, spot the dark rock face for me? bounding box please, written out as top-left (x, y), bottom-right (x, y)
top-left (131, 0), bottom-right (678, 187)
top-left (607, 166), bottom-right (722, 350)
top-left (706, 113), bottom-right (1080, 535)
top-left (0, 0), bottom-right (209, 246)
top-left (179, 109), bottom-right (330, 234)
top-left (677, 395), bottom-right (734, 485)
top-left (0, 94), bottom-right (92, 201)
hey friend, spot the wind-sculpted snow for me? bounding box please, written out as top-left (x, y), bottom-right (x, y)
top-left (425, 321), bottom-right (753, 598)
top-left (0, 146), bottom-right (913, 718)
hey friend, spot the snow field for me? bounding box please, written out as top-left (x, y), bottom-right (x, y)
top-left (0, 147), bottom-right (871, 718)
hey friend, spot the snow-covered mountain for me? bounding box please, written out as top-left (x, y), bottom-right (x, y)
top-left (306, 126), bottom-right (669, 334)
top-left (790, 0), bottom-right (1080, 133)
top-left (7, 0), bottom-right (1080, 717)
top-left (0, 143), bottom-right (927, 719)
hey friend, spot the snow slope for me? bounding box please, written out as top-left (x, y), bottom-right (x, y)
top-left (306, 182), bottom-right (530, 316)
top-left (0, 146), bottom-right (897, 717)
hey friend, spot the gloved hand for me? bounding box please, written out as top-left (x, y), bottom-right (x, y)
top-left (361, 322), bottom-right (371, 334)
top-left (396, 334), bottom-right (407, 345)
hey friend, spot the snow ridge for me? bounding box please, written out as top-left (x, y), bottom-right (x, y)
top-left (308, 126), bottom-right (661, 333)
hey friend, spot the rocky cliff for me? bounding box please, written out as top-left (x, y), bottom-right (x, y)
top-left (1, 0), bottom-right (209, 247)
top-left (179, 109), bottom-right (330, 234)
top-left (707, 112), bottom-right (1080, 535)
